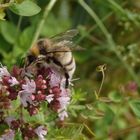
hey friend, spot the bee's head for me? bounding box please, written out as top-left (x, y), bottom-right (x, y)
top-left (26, 38), bottom-right (52, 67)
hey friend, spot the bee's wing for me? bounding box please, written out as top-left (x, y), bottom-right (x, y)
top-left (54, 40), bottom-right (85, 50)
top-left (48, 29), bottom-right (85, 53)
top-left (47, 40), bottom-right (85, 53)
top-left (70, 45), bottom-right (86, 51)
top-left (50, 29), bottom-right (79, 42)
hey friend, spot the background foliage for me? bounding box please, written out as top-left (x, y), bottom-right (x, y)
top-left (1, 0), bottom-right (140, 139)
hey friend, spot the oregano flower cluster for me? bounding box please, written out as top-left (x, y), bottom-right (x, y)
top-left (0, 64), bottom-right (71, 140)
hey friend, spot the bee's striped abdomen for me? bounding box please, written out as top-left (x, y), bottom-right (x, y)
top-left (64, 57), bottom-right (75, 71)
top-left (64, 56), bottom-right (73, 67)
top-left (60, 52), bottom-right (76, 79)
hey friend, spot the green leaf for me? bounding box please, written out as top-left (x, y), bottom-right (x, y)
top-left (108, 91), bottom-right (122, 102)
top-left (49, 125), bottom-right (84, 139)
top-left (0, 21), bottom-right (18, 44)
top-left (9, 0), bottom-right (41, 16)
top-left (129, 100), bottom-right (140, 118)
top-left (12, 26), bottom-right (35, 56)
top-left (97, 102), bottom-right (115, 124)
top-left (0, 34), bottom-right (11, 52)
top-left (38, 14), bottom-right (71, 37)
top-left (0, 124), bottom-right (8, 135)
top-left (69, 105), bottom-right (86, 110)
top-left (17, 26), bottom-right (35, 49)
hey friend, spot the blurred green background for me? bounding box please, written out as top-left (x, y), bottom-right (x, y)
top-left (1, 0), bottom-right (140, 139)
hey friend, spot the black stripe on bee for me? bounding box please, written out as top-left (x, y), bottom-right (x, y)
top-left (27, 54), bottom-right (37, 65)
top-left (65, 73), bottom-right (69, 88)
top-left (66, 65), bottom-right (75, 72)
top-left (64, 57), bottom-right (73, 66)
top-left (37, 40), bottom-right (47, 55)
top-left (51, 57), bottom-right (63, 67)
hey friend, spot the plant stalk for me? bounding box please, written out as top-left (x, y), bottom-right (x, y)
top-left (30, 0), bottom-right (57, 47)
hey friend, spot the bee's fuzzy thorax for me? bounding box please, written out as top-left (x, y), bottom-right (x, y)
top-left (30, 44), bottom-right (40, 57)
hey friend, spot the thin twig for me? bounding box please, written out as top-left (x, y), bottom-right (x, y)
top-left (30, 0), bottom-right (57, 47)
top-left (94, 64), bottom-right (106, 99)
top-left (97, 65), bottom-right (106, 98)
top-left (83, 123), bottom-right (96, 137)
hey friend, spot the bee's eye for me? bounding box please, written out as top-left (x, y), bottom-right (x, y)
top-left (39, 47), bottom-right (47, 55)
top-left (27, 55), bottom-right (36, 65)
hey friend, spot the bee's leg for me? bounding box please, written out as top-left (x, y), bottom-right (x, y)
top-left (51, 57), bottom-right (69, 88)
top-left (64, 73), bottom-right (69, 88)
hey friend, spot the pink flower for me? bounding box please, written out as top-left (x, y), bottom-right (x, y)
top-left (35, 75), bottom-right (47, 90)
top-left (58, 110), bottom-right (68, 121)
top-left (19, 77), bottom-right (36, 107)
top-left (46, 94), bottom-right (54, 103)
top-left (0, 129), bottom-right (15, 140)
top-left (8, 77), bottom-right (19, 87)
top-left (57, 96), bottom-right (70, 110)
top-left (5, 116), bottom-right (15, 127)
top-left (19, 91), bottom-right (33, 107)
top-left (49, 70), bottom-right (61, 88)
top-left (60, 77), bottom-right (67, 88)
top-left (22, 77), bottom-right (36, 94)
top-left (60, 87), bottom-right (70, 97)
top-left (126, 81), bottom-right (138, 92)
top-left (34, 125), bottom-right (47, 140)
top-left (0, 66), bottom-right (10, 78)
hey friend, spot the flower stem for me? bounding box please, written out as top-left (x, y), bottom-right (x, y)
top-left (20, 104), bottom-right (24, 125)
top-left (30, 0), bottom-right (58, 47)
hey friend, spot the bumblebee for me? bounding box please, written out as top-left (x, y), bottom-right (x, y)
top-left (25, 29), bottom-right (81, 88)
